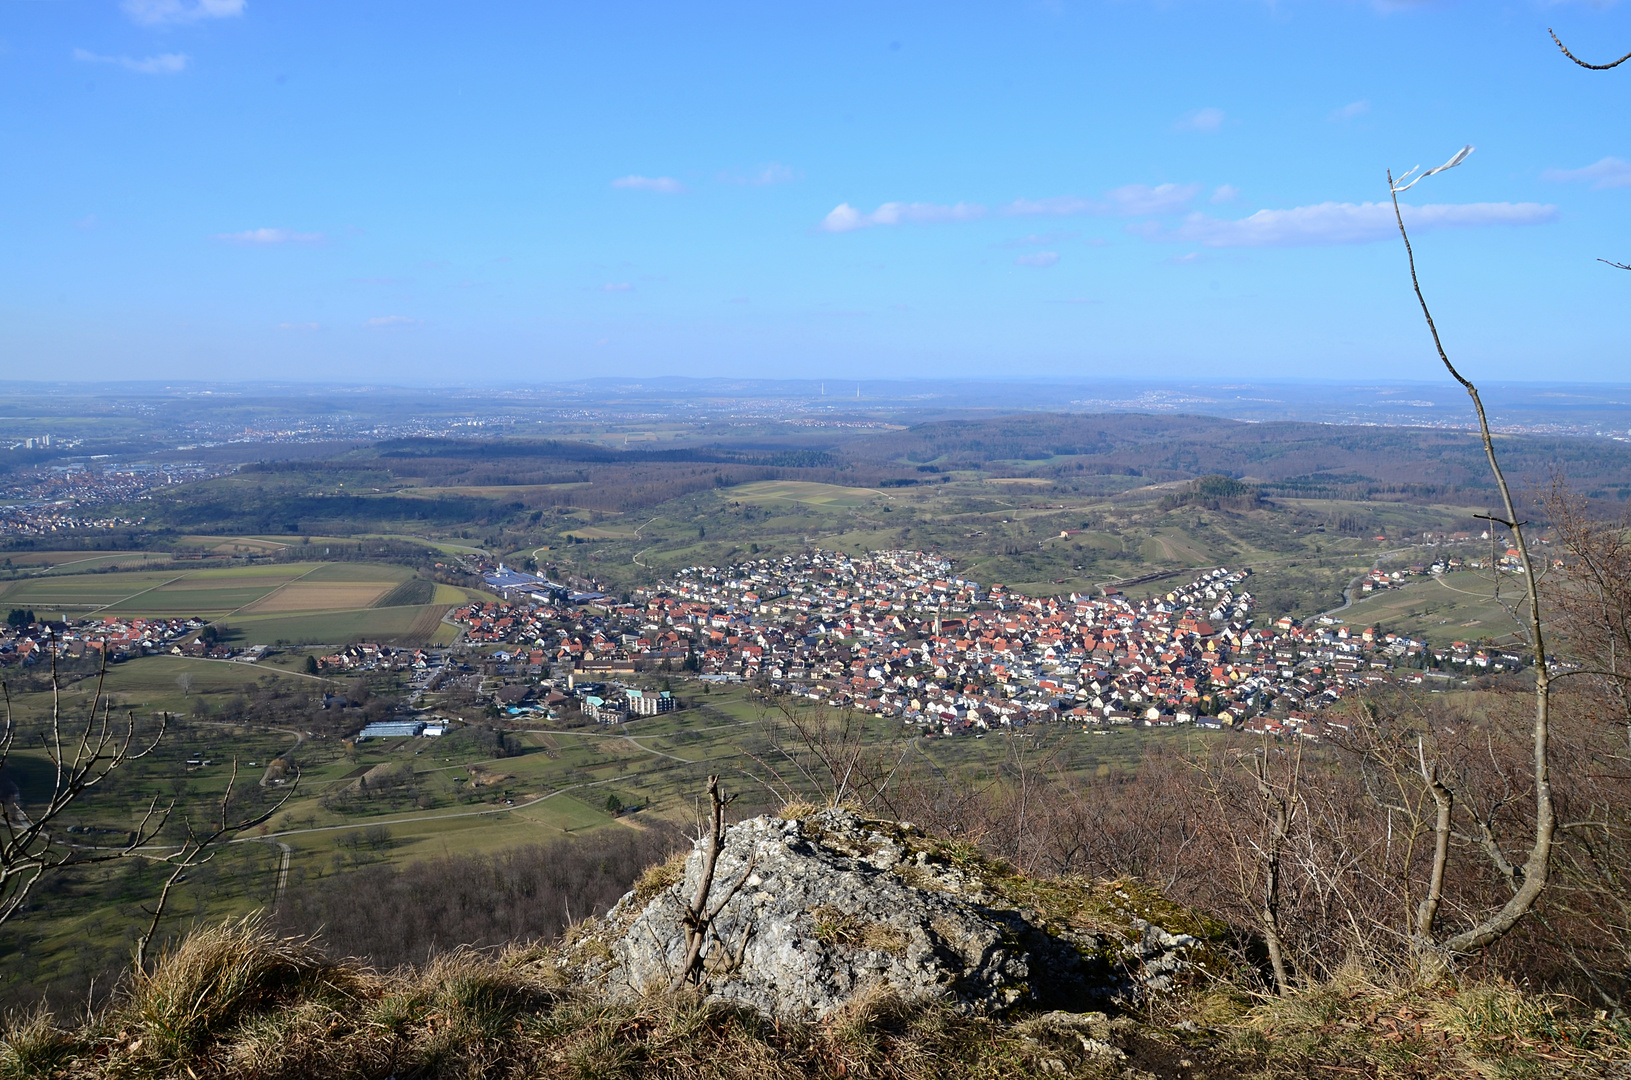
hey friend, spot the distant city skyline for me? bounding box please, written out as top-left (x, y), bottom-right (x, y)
top-left (2, 1), bottom-right (1629, 382)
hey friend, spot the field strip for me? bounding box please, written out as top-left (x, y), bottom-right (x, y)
top-left (235, 775), bottom-right (622, 842)
top-left (162, 654), bottom-right (335, 684)
top-left (96, 572), bottom-right (193, 612)
top-left (218, 563), bottom-right (324, 619)
top-left (30, 553), bottom-right (153, 576)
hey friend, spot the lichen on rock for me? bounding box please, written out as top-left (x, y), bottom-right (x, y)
top-left (562, 808), bottom-right (1208, 1020)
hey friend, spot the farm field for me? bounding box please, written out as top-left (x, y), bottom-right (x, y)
top-left (177, 536), bottom-right (293, 555)
top-left (0, 550), bottom-right (164, 573)
top-left (727, 480), bottom-right (885, 508)
top-left (0, 559), bottom-right (461, 645)
top-left (396, 484), bottom-right (590, 501)
top-left (223, 602), bottom-right (451, 646)
top-left (0, 569), bottom-right (223, 617)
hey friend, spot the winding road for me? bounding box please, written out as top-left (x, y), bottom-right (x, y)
top-left (1318, 547), bottom-right (1416, 620)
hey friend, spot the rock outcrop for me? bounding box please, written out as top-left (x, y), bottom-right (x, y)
top-left (565, 808), bottom-right (1209, 1020)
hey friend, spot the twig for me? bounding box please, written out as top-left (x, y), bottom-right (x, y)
top-left (1549, 28), bottom-right (1631, 71)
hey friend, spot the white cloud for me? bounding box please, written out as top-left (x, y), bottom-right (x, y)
top-left (73, 47), bottom-right (187, 74)
top-left (1210, 184), bottom-right (1239, 204)
top-left (366, 315), bottom-right (418, 327)
top-left (1153, 200), bottom-right (1558, 247)
top-left (721, 163), bottom-right (797, 185)
top-left (1106, 182), bottom-right (1202, 215)
top-left (1175, 107), bottom-right (1226, 133)
top-left (1006, 182), bottom-right (1200, 219)
top-left (1015, 251), bottom-right (1060, 268)
top-left (602, 282), bottom-right (633, 292)
top-left (214, 227), bottom-right (324, 244)
top-left (1541, 157), bottom-right (1631, 190)
top-left (820, 201), bottom-right (987, 232)
top-left (1329, 100), bottom-right (1371, 121)
top-left (122, 0), bottom-right (244, 25)
top-left (612, 175), bottom-right (684, 193)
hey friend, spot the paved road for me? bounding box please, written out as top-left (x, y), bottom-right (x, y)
top-left (1319, 547), bottom-right (1416, 619)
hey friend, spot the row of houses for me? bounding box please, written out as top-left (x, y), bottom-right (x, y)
top-left (1, 615), bottom-right (206, 666)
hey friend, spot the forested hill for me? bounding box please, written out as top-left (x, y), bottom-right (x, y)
top-left (854, 414), bottom-right (1631, 503)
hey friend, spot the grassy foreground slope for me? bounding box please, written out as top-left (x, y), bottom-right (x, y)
top-left (4, 872), bottom-right (1626, 1080)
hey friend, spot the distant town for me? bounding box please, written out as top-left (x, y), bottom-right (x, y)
top-left (431, 547), bottom-right (1528, 741)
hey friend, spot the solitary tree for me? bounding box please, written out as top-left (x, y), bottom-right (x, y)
top-left (1386, 147), bottom-right (1555, 969)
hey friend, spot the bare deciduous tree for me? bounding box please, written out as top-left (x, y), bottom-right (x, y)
top-left (745, 693), bottom-right (907, 812)
top-left (1376, 150), bottom-right (1555, 965)
top-left (0, 641), bottom-right (170, 927)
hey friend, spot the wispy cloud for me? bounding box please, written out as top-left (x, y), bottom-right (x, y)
top-left (1541, 157), bottom-right (1631, 190)
top-left (366, 315), bottom-right (418, 328)
top-left (277, 322), bottom-right (319, 331)
top-left (1003, 195), bottom-right (1095, 216)
top-left (1210, 184), bottom-right (1239, 204)
top-left (122, 0), bottom-right (244, 25)
top-left (73, 47), bottom-right (187, 74)
top-left (1015, 251), bottom-right (1060, 268)
top-left (820, 201), bottom-right (987, 232)
top-left (1150, 200), bottom-right (1557, 248)
top-left (1006, 182), bottom-right (1202, 218)
top-left (824, 182), bottom-right (1208, 234)
top-left (1175, 107), bottom-right (1226, 133)
top-left (602, 282), bottom-right (633, 292)
top-left (1328, 99), bottom-right (1370, 122)
top-left (720, 163), bottom-right (797, 185)
top-left (998, 231), bottom-right (1077, 247)
top-left (214, 227), bottom-right (324, 244)
top-left (612, 175), bottom-right (684, 193)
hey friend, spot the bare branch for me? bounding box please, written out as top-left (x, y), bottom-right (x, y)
top-left (134, 757), bottom-right (299, 969)
top-left (1549, 28), bottom-right (1631, 71)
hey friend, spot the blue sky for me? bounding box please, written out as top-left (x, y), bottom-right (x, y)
top-left (2, 0), bottom-right (1628, 384)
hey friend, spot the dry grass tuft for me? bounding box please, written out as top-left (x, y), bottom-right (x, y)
top-left (777, 799), bottom-right (822, 820)
top-left (630, 849), bottom-right (688, 904)
top-left (0, 1009), bottom-right (76, 1080)
top-left (117, 913), bottom-right (366, 1064)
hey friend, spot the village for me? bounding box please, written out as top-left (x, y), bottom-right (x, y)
top-left (454, 547), bottom-right (1515, 741)
top-left (0, 547), bottom-right (1528, 748)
